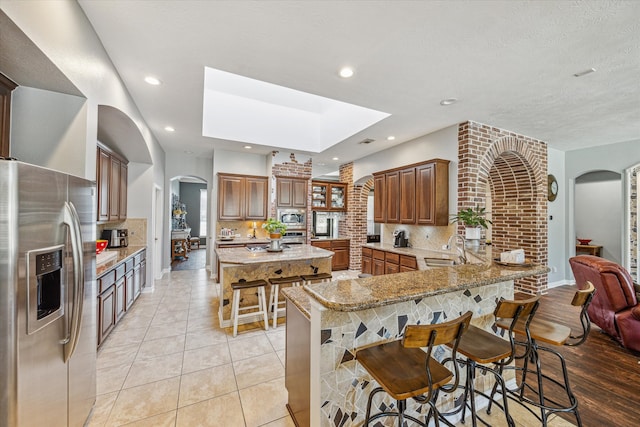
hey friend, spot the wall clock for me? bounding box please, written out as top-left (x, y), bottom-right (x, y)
top-left (548, 174), bottom-right (558, 202)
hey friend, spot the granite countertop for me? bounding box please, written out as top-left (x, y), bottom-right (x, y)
top-left (96, 245), bottom-right (146, 277)
top-left (362, 242), bottom-right (492, 270)
top-left (282, 286), bottom-right (311, 319)
top-left (216, 244), bottom-right (333, 265)
top-left (303, 261), bottom-right (549, 312)
top-left (215, 237), bottom-right (271, 245)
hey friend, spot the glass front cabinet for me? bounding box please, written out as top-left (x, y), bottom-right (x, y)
top-left (311, 181), bottom-right (347, 211)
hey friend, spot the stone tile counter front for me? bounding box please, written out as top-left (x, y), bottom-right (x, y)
top-left (283, 260), bottom-right (548, 427)
top-left (215, 244), bottom-right (333, 328)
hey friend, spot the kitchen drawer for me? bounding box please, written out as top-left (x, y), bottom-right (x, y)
top-left (115, 263), bottom-right (126, 281)
top-left (372, 249), bottom-right (385, 261)
top-left (385, 252), bottom-right (400, 264)
top-left (125, 258), bottom-right (134, 271)
top-left (400, 255), bottom-right (417, 269)
top-left (311, 240), bottom-right (331, 249)
top-left (331, 239), bottom-right (349, 248)
top-left (98, 270), bottom-right (116, 294)
top-left (362, 247), bottom-right (372, 257)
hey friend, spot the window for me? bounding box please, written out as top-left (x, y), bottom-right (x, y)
top-left (199, 189), bottom-right (207, 237)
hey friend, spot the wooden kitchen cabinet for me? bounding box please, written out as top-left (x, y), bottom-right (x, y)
top-left (373, 174), bottom-right (386, 223)
top-left (384, 252), bottom-right (400, 275)
top-left (277, 177), bottom-right (308, 208)
top-left (372, 249), bottom-right (386, 276)
top-left (310, 239), bottom-right (350, 270)
top-left (97, 145), bottom-right (128, 222)
top-left (400, 254), bottom-right (418, 272)
top-left (218, 173), bottom-right (268, 220)
top-left (311, 181), bottom-right (347, 211)
top-left (98, 285), bottom-right (115, 345)
top-left (0, 73), bottom-right (17, 158)
top-left (373, 159), bottom-right (449, 226)
top-left (363, 247), bottom-right (417, 276)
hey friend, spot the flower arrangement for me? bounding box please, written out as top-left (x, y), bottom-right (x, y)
top-left (261, 218), bottom-right (287, 237)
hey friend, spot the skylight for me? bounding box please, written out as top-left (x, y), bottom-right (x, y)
top-left (202, 67), bottom-right (390, 152)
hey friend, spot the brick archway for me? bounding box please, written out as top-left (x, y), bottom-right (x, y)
top-left (459, 121), bottom-right (548, 294)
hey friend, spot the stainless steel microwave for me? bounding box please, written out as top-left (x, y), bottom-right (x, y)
top-left (276, 208), bottom-right (306, 230)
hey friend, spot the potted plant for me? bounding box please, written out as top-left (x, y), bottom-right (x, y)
top-left (262, 218), bottom-right (287, 239)
top-left (450, 205), bottom-right (492, 240)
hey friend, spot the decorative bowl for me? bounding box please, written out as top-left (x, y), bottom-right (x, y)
top-left (577, 239), bottom-right (592, 245)
top-left (96, 239), bottom-right (108, 254)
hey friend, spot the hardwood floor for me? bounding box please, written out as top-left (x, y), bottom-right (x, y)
top-left (515, 285), bottom-right (640, 426)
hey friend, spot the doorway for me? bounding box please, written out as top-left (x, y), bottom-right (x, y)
top-left (170, 176), bottom-right (208, 271)
top-left (574, 170), bottom-right (623, 263)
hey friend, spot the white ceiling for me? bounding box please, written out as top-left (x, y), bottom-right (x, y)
top-left (78, 0), bottom-right (640, 165)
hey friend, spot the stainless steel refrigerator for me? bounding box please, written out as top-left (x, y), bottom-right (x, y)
top-left (0, 160), bottom-right (96, 427)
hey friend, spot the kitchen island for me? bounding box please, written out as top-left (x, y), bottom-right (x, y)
top-left (282, 258), bottom-right (548, 427)
top-left (215, 244), bottom-right (333, 328)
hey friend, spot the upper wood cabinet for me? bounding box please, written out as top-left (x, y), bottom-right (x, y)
top-left (0, 73), bottom-right (18, 158)
top-left (97, 145), bottom-right (128, 222)
top-left (311, 181), bottom-right (347, 211)
top-left (218, 173), bottom-right (268, 221)
top-left (373, 159), bottom-right (449, 226)
top-left (277, 177), bottom-right (307, 208)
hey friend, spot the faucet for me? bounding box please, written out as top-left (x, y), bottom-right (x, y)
top-left (446, 234), bottom-right (467, 265)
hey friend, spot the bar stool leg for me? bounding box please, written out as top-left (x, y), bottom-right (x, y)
top-left (259, 285), bottom-right (269, 331)
top-left (268, 283), bottom-right (279, 328)
top-left (231, 288), bottom-right (241, 337)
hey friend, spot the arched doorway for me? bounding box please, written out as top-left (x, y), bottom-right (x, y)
top-left (170, 175), bottom-right (208, 271)
top-left (574, 170), bottom-right (623, 263)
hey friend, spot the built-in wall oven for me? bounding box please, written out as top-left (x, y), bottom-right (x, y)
top-left (277, 208), bottom-right (306, 230)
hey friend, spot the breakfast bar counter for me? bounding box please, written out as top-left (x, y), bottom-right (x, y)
top-left (282, 260), bottom-right (548, 427)
top-left (215, 244), bottom-right (333, 328)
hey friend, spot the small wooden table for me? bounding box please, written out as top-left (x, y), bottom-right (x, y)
top-left (576, 244), bottom-right (602, 257)
top-left (171, 238), bottom-right (189, 261)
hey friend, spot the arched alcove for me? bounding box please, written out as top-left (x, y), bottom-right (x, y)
top-left (458, 121), bottom-right (548, 294)
top-left (97, 105), bottom-right (152, 164)
top-left (170, 175), bottom-right (209, 270)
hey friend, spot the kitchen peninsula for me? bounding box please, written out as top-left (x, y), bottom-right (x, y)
top-left (282, 257), bottom-right (548, 427)
top-left (215, 244), bottom-right (333, 328)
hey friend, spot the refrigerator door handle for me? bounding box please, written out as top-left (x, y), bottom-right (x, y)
top-left (61, 201), bottom-right (85, 362)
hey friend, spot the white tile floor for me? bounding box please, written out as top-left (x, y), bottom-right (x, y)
top-left (87, 268), bottom-right (575, 427)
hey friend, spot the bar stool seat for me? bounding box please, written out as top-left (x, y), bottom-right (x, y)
top-left (230, 279), bottom-right (269, 337)
top-left (356, 311), bottom-right (472, 426)
top-left (189, 236), bottom-right (200, 249)
top-left (268, 275), bottom-right (302, 328)
top-left (301, 272), bottom-right (332, 284)
top-left (493, 282), bottom-right (595, 427)
top-left (443, 296), bottom-right (540, 427)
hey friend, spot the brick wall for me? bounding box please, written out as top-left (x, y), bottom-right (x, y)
top-left (339, 162), bottom-right (372, 270)
top-left (458, 121), bottom-right (549, 294)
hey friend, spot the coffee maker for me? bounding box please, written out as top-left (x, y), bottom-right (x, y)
top-left (393, 230), bottom-right (409, 248)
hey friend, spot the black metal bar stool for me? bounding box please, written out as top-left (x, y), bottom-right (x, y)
top-left (491, 282), bottom-right (596, 426)
top-left (267, 275), bottom-right (302, 328)
top-left (356, 311), bottom-right (473, 427)
top-left (301, 272), bottom-right (332, 284)
top-left (230, 279), bottom-right (269, 337)
top-left (442, 296), bottom-right (540, 427)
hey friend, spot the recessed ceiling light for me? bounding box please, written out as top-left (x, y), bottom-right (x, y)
top-left (387, 136), bottom-right (396, 141)
top-left (184, 151), bottom-right (193, 155)
top-left (339, 67), bottom-right (354, 78)
top-left (332, 157), bottom-right (339, 161)
top-left (573, 68), bottom-right (596, 77)
top-left (164, 126), bottom-right (175, 132)
top-left (439, 98), bottom-right (458, 106)
top-left (244, 145), bottom-right (252, 149)
top-left (144, 76), bottom-right (161, 85)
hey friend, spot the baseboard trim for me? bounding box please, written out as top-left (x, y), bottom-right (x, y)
top-left (548, 279), bottom-right (574, 289)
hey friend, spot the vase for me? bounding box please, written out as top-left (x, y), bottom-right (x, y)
top-left (269, 233), bottom-right (282, 239)
top-left (465, 226), bottom-right (482, 240)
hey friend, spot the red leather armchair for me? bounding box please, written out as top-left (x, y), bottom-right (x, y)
top-left (569, 255), bottom-right (640, 353)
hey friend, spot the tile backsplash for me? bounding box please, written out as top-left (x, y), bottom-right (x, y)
top-left (97, 218), bottom-right (147, 246)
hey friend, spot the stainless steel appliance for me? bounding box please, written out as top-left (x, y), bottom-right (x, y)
top-left (277, 208), bottom-right (306, 230)
top-left (101, 228), bottom-right (128, 248)
top-left (282, 230), bottom-right (306, 244)
top-left (393, 230), bottom-right (409, 248)
top-left (312, 211), bottom-right (332, 237)
top-left (0, 160), bottom-right (96, 427)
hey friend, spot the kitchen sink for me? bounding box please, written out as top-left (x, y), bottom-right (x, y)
top-left (424, 257), bottom-right (458, 267)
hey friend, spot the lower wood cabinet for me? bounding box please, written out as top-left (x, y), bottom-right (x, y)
top-left (97, 248), bottom-right (146, 348)
top-left (310, 239), bottom-right (350, 271)
top-left (362, 247), bottom-right (417, 276)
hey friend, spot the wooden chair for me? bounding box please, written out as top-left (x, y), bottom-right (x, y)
top-left (267, 275), bottom-right (302, 328)
top-left (356, 311), bottom-right (473, 426)
top-left (301, 272), bottom-right (332, 284)
top-left (443, 296), bottom-right (540, 427)
top-left (230, 279), bottom-right (269, 337)
top-left (492, 282), bottom-right (596, 427)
